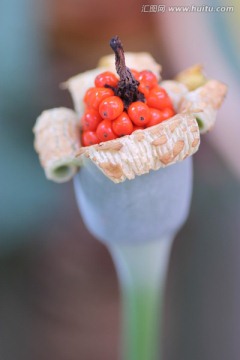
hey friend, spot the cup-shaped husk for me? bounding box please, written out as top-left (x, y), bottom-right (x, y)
top-left (74, 156), bottom-right (193, 246)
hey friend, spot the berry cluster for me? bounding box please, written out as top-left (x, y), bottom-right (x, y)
top-left (81, 69), bottom-right (175, 146)
top-left (80, 36), bottom-right (175, 147)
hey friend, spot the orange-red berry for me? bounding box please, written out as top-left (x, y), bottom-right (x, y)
top-left (138, 70), bottom-right (158, 89)
top-left (95, 71), bottom-right (119, 88)
top-left (81, 109), bottom-right (102, 131)
top-left (99, 96), bottom-right (124, 120)
top-left (81, 131), bottom-right (100, 146)
top-left (146, 86), bottom-right (173, 110)
top-left (112, 112), bottom-right (133, 136)
top-left (84, 87), bottom-right (114, 110)
top-left (146, 108), bottom-right (165, 127)
top-left (96, 119), bottom-right (117, 142)
top-left (128, 101), bottom-right (151, 126)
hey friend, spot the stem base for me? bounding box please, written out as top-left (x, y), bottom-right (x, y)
top-left (110, 238), bottom-right (173, 360)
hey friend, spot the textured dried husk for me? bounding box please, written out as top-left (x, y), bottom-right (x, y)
top-left (33, 108), bottom-right (81, 182)
top-left (76, 113), bottom-right (200, 183)
top-left (178, 79), bottom-right (227, 133)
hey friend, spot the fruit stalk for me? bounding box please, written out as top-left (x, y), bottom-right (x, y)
top-left (110, 239), bottom-right (173, 360)
top-left (110, 36), bottom-right (144, 109)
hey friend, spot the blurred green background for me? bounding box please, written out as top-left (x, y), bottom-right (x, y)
top-left (0, 0), bottom-right (240, 359)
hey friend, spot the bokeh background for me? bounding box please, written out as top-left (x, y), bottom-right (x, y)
top-left (0, 0), bottom-right (240, 359)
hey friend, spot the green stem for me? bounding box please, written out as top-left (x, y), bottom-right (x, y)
top-left (121, 283), bottom-right (161, 360)
top-left (110, 238), bottom-right (173, 360)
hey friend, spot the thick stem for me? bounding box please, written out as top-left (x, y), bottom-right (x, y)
top-left (110, 36), bottom-right (132, 82)
top-left (110, 35), bottom-right (144, 109)
top-left (109, 238), bottom-right (173, 360)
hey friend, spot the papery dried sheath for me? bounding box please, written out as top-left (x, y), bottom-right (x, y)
top-left (33, 108), bottom-right (81, 182)
top-left (179, 80), bottom-right (227, 133)
top-left (76, 114), bottom-right (200, 183)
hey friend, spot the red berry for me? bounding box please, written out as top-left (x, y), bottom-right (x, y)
top-left (95, 71), bottom-right (119, 88)
top-left (81, 109), bottom-right (102, 131)
top-left (147, 86), bottom-right (173, 110)
top-left (112, 112), bottom-right (133, 136)
top-left (138, 70), bottom-right (158, 89)
top-left (96, 119), bottom-right (117, 142)
top-left (99, 96), bottom-right (124, 120)
top-left (81, 131), bottom-right (100, 146)
top-left (84, 87), bottom-right (114, 110)
top-left (162, 107), bottom-right (175, 120)
top-left (146, 108), bottom-right (165, 127)
top-left (128, 101), bottom-right (151, 126)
